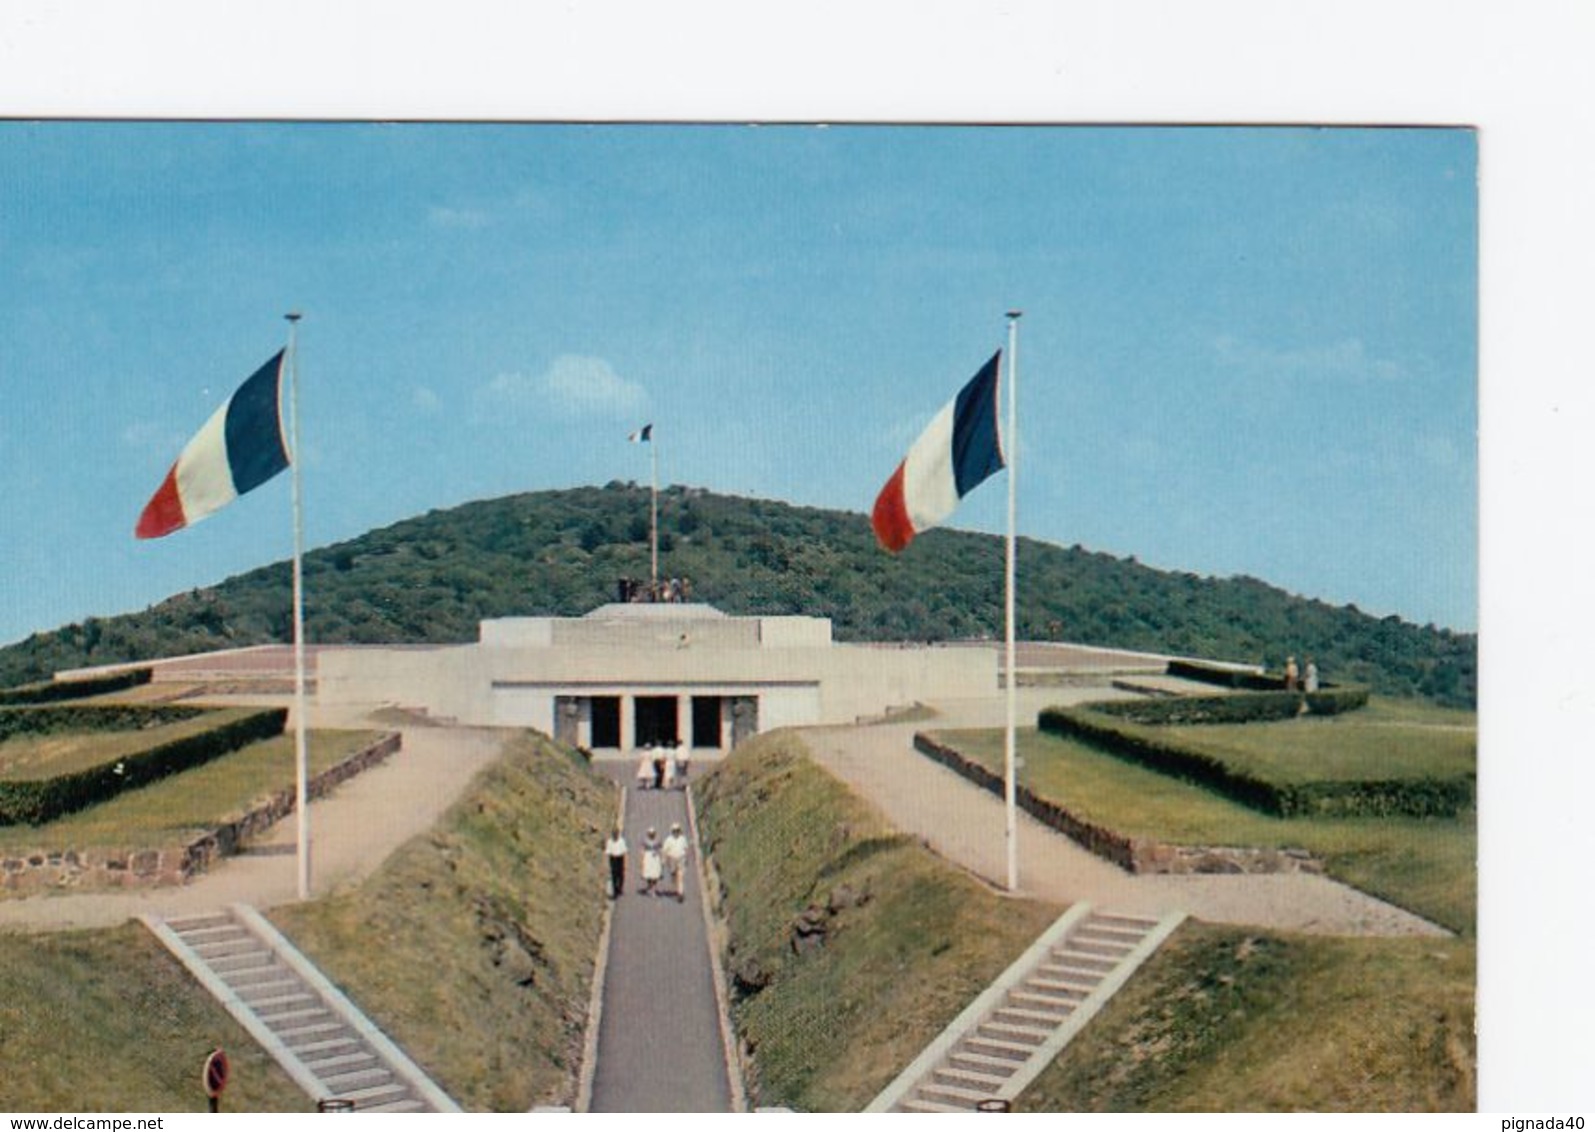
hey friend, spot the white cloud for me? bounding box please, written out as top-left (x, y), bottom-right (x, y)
top-left (481, 355), bottom-right (648, 418)
top-left (412, 385), bottom-right (442, 414)
top-left (1213, 334), bottom-right (1412, 383)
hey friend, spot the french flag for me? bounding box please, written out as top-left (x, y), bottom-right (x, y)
top-left (135, 351), bottom-right (292, 539)
top-left (872, 351), bottom-right (1005, 552)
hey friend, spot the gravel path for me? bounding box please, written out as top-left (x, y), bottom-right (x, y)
top-left (0, 713), bottom-right (504, 933)
top-left (803, 688), bottom-right (1449, 938)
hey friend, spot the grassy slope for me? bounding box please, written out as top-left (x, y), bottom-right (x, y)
top-left (0, 923), bottom-right (305, 1112)
top-left (270, 732), bottom-right (614, 1112)
top-left (694, 731), bottom-right (1060, 1112)
top-left (1019, 923), bottom-right (1476, 1112)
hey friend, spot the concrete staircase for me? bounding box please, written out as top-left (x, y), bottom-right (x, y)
top-left (867, 902), bottom-right (1186, 1113)
top-left (142, 904), bottom-right (460, 1113)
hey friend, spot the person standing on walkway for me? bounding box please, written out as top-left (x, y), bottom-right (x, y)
top-left (640, 826), bottom-right (663, 896)
top-left (1304, 657), bottom-right (1320, 693)
top-left (662, 821), bottom-right (689, 903)
top-left (605, 826), bottom-right (628, 898)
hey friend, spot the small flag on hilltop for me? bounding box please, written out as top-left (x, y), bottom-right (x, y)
top-left (135, 350), bottom-right (292, 539)
top-left (871, 351), bottom-right (1005, 552)
top-left (628, 423), bottom-right (653, 443)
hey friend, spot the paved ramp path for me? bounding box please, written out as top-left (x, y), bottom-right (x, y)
top-left (0, 721), bottom-right (505, 933)
top-left (804, 689), bottom-right (1448, 938)
top-left (587, 762), bottom-right (735, 1113)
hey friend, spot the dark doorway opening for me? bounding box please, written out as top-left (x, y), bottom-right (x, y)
top-left (590, 696), bottom-right (620, 748)
top-left (691, 696), bottom-right (722, 749)
top-left (634, 696), bottom-right (679, 748)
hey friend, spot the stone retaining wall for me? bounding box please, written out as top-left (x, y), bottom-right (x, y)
top-left (912, 732), bottom-right (1322, 877)
top-left (0, 732), bottom-right (401, 894)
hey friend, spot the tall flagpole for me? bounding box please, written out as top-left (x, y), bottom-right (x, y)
top-left (650, 434), bottom-right (659, 592)
top-left (285, 312), bottom-right (311, 901)
top-left (1004, 310), bottom-right (1022, 892)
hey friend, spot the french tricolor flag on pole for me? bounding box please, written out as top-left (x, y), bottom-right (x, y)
top-left (135, 351), bottom-right (292, 539)
top-left (871, 350), bottom-right (1006, 552)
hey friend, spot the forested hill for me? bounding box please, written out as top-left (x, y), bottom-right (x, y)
top-left (0, 484), bottom-right (1476, 706)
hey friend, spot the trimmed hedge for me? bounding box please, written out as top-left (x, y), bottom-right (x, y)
top-left (1039, 703), bottom-right (1472, 819)
top-left (1166, 658), bottom-right (1282, 691)
top-left (0, 704), bottom-right (205, 745)
top-left (1092, 686), bottom-right (1370, 726)
top-left (0, 668), bottom-right (153, 705)
top-left (0, 708), bottom-right (287, 826)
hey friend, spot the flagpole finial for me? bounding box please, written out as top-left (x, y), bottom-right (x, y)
top-left (1006, 309), bottom-right (1023, 321)
top-left (285, 311), bottom-right (303, 323)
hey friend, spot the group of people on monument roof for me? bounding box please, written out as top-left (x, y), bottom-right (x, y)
top-left (616, 576), bottom-right (692, 604)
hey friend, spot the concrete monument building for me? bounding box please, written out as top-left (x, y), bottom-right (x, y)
top-left (315, 603), bottom-right (995, 752)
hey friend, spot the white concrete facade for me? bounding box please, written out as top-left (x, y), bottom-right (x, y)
top-left (316, 603), bottom-right (995, 751)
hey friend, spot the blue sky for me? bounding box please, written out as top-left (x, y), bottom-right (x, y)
top-left (0, 123), bottom-right (1477, 646)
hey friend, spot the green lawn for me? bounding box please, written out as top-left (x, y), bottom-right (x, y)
top-left (1149, 696), bottom-right (1476, 785)
top-left (0, 708), bottom-right (220, 782)
top-left (937, 719), bottom-right (1475, 935)
top-left (0, 730), bottom-right (381, 854)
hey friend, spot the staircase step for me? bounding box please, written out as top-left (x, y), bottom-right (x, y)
top-left (322, 1066), bottom-right (395, 1091)
top-left (292, 1036), bottom-right (363, 1058)
top-left (1071, 931), bottom-right (1148, 950)
top-left (1025, 974), bottom-right (1096, 997)
top-left (1007, 990), bottom-right (1078, 1015)
top-left (1047, 949), bottom-right (1115, 973)
top-left (898, 1097), bottom-right (974, 1113)
top-left (278, 1019), bottom-right (352, 1042)
top-left (1088, 911), bottom-right (1161, 929)
top-left (226, 964), bottom-right (292, 986)
top-left (174, 924), bottom-right (247, 943)
top-left (918, 1081), bottom-right (998, 1107)
top-left (244, 991), bottom-right (318, 1012)
top-left (304, 1051), bottom-right (379, 1074)
top-left (1066, 937), bottom-right (1134, 958)
top-left (931, 1066), bottom-right (1006, 1093)
top-left (976, 1020), bottom-right (1050, 1044)
top-left (947, 1050), bottom-right (1022, 1076)
top-left (208, 951), bottom-right (276, 974)
top-left (192, 938), bottom-right (263, 959)
top-left (342, 1082), bottom-right (410, 1105)
top-left (234, 978), bottom-right (304, 1001)
top-left (363, 1098), bottom-right (428, 1114)
top-left (257, 1005), bottom-right (331, 1025)
top-left (961, 1036), bottom-right (1038, 1061)
top-left (993, 1005), bottom-right (1070, 1026)
top-left (165, 913), bottom-right (232, 932)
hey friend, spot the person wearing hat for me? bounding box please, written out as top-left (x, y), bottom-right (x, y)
top-left (661, 822), bottom-right (689, 903)
top-left (640, 826), bottom-right (663, 895)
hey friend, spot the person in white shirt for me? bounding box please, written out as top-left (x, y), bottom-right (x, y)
top-left (661, 822), bottom-right (689, 903)
top-left (604, 827), bottom-right (628, 898)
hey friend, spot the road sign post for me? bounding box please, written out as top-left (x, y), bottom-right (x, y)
top-left (203, 1048), bottom-right (230, 1113)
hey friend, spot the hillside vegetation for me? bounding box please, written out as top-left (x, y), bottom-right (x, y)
top-left (0, 484), bottom-right (1474, 706)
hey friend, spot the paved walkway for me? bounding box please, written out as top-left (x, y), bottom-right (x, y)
top-left (803, 688), bottom-right (1449, 938)
top-left (587, 761), bottom-right (734, 1113)
top-left (0, 716), bottom-right (505, 933)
